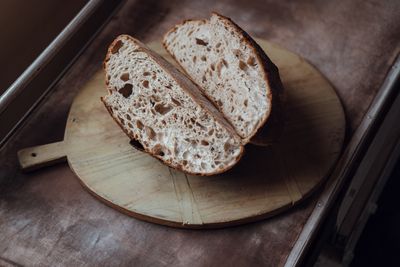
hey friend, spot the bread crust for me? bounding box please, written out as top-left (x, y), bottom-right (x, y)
top-left (162, 12), bottom-right (285, 145)
top-left (102, 35), bottom-right (244, 176)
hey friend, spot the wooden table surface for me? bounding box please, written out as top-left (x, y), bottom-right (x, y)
top-left (1, 1), bottom-right (399, 266)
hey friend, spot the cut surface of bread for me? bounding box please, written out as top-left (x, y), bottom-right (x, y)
top-left (102, 35), bottom-right (243, 175)
top-left (163, 13), bottom-right (283, 143)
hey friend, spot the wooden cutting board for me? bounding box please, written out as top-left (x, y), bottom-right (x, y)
top-left (18, 39), bottom-right (345, 228)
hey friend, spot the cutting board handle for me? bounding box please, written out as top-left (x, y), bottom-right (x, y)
top-left (18, 141), bottom-right (67, 172)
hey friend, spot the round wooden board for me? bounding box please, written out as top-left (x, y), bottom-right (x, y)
top-left (19, 39), bottom-right (345, 228)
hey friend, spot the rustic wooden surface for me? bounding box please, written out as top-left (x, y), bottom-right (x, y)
top-left (17, 40), bottom-right (345, 228)
top-left (1, 0), bottom-right (399, 266)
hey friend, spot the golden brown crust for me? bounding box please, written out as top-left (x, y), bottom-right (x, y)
top-left (102, 35), bottom-right (244, 176)
top-left (163, 13), bottom-right (285, 145)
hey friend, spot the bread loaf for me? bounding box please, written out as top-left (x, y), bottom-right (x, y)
top-left (102, 35), bottom-right (243, 175)
top-left (163, 12), bottom-right (284, 144)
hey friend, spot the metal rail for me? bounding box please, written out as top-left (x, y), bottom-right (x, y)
top-left (0, 0), bottom-right (102, 115)
top-left (285, 54), bottom-right (400, 266)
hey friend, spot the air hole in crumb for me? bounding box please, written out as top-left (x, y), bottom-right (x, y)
top-left (120, 73), bottom-right (130, 81)
top-left (182, 151), bottom-right (189, 160)
top-left (216, 100), bottom-right (223, 107)
top-left (154, 103), bottom-right (173, 115)
top-left (128, 122), bottom-right (133, 128)
top-left (202, 75), bottom-right (207, 82)
top-left (142, 80), bottom-right (149, 88)
top-left (221, 59), bottom-right (228, 68)
top-left (247, 56), bottom-right (256, 66)
top-left (193, 56), bottom-right (197, 63)
top-left (195, 38), bottom-right (208, 46)
top-left (118, 84), bottom-right (133, 98)
top-left (136, 120), bottom-right (144, 130)
top-left (201, 56), bottom-right (207, 61)
top-left (201, 140), bottom-right (209, 146)
top-left (201, 163), bottom-right (206, 169)
top-left (31, 152), bottom-right (37, 157)
top-left (165, 84), bottom-right (172, 89)
top-left (208, 129), bottom-right (214, 135)
top-left (145, 126), bottom-right (156, 140)
top-left (244, 99), bottom-right (248, 107)
top-left (143, 71), bottom-right (150, 76)
top-left (210, 64), bottom-right (215, 71)
top-left (111, 40), bottom-right (123, 54)
top-left (224, 142), bottom-right (233, 152)
top-left (239, 60), bottom-right (248, 71)
top-left (182, 160), bottom-right (188, 166)
top-left (196, 122), bottom-right (206, 131)
top-left (126, 114), bottom-right (131, 120)
top-left (171, 97), bottom-right (181, 106)
top-left (153, 144), bottom-right (165, 157)
top-left (216, 42), bottom-right (221, 48)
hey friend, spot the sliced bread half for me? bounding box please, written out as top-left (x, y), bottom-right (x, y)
top-left (163, 12), bottom-right (284, 145)
top-left (102, 35), bottom-right (243, 175)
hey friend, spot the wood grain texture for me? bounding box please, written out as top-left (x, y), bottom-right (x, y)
top-left (17, 141), bottom-right (67, 171)
top-left (1, 1), bottom-right (399, 266)
top-left (18, 40), bottom-right (345, 228)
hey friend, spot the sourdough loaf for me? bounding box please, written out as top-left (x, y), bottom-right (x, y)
top-left (102, 35), bottom-right (243, 175)
top-left (163, 12), bottom-right (284, 145)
